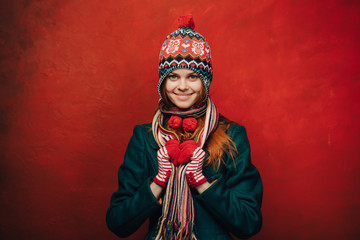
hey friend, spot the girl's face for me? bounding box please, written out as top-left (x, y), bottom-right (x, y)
top-left (164, 69), bottom-right (204, 109)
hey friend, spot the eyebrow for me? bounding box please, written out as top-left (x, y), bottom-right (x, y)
top-left (168, 72), bottom-right (199, 77)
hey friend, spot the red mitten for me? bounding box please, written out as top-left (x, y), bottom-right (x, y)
top-left (178, 140), bottom-right (198, 165)
top-left (183, 144), bottom-right (207, 187)
top-left (165, 139), bottom-right (180, 165)
top-left (153, 145), bottom-right (173, 187)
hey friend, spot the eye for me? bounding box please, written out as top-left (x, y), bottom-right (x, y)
top-left (167, 74), bottom-right (178, 80)
top-left (188, 74), bottom-right (199, 80)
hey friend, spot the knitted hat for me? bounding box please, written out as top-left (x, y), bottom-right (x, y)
top-left (158, 15), bottom-right (213, 99)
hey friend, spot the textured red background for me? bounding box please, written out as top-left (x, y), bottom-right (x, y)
top-left (1, 0), bottom-right (360, 239)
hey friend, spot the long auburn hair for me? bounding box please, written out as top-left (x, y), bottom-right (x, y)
top-left (157, 80), bottom-right (238, 169)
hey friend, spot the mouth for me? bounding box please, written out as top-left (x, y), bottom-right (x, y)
top-left (174, 93), bottom-right (193, 96)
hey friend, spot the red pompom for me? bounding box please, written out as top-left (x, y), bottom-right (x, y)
top-left (182, 117), bottom-right (197, 132)
top-left (168, 115), bottom-right (182, 129)
top-left (178, 14), bottom-right (195, 29)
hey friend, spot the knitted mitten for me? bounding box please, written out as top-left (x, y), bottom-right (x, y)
top-left (165, 139), bottom-right (181, 165)
top-left (179, 140), bottom-right (207, 187)
top-left (178, 140), bottom-right (196, 165)
top-left (154, 140), bottom-right (180, 187)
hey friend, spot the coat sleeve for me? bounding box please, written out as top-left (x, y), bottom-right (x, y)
top-left (106, 125), bottom-right (161, 238)
top-left (195, 125), bottom-right (263, 239)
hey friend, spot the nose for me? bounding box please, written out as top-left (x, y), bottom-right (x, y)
top-left (177, 78), bottom-right (188, 91)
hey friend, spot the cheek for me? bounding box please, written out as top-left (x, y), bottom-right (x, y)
top-left (193, 81), bottom-right (203, 93)
top-left (164, 81), bottom-right (175, 93)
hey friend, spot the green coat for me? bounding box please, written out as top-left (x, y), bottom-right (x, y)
top-left (106, 122), bottom-right (263, 239)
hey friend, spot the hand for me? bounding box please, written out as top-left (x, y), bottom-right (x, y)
top-left (165, 139), bottom-right (180, 165)
top-left (153, 145), bottom-right (174, 187)
top-left (180, 141), bottom-right (207, 187)
top-left (178, 140), bottom-right (198, 165)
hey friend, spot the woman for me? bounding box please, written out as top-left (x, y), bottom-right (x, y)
top-left (106, 15), bottom-right (263, 239)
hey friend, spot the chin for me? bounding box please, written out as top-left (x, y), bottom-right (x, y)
top-left (174, 103), bottom-right (193, 109)
top-left (168, 95), bottom-right (200, 109)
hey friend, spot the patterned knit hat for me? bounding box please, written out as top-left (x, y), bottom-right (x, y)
top-left (158, 15), bottom-right (213, 99)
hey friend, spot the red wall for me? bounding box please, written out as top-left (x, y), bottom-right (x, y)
top-left (1, 0), bottom-right (359, 239)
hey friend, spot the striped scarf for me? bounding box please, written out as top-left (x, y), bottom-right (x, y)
top-left (158, 101), bottom-right (207, 118)
top-left (152, 98), bottom-right (219, 240)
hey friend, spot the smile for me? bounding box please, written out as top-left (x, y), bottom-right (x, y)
top-left (174, 93), bottom-right (193, 96)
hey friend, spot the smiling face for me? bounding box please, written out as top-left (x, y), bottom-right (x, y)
top-left (163, 69), bottom-right (204, 109)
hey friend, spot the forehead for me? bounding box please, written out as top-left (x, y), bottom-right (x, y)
top-left (170, 68), bottom-right (196, 75)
